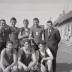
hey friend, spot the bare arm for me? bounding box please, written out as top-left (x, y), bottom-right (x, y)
top-left (42, 29), bottom-right (45, 40)
top-left (28, 52), bottom-right (37, 69)
top-left (41, 48), bottom-right (53, 63)
top-left (1, 49), bottom-right (5, 71)
top-left (18, 31), bottom-right (29, 39)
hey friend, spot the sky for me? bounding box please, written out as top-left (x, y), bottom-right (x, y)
top-left (0, 0), bottom-right (72, 27)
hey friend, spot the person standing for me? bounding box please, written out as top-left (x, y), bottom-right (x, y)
top-left (44, 20), bottom-right (61, 72)
top-left (30, 18), bottom-right (44, 47)
top-left (0, 19), bottom-right (11, 53)
top-left (18, 19), bottom-right (30, 47)
top-left (9, 17), bottom-right (19, 50)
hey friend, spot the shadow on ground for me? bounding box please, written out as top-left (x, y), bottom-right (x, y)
top-left (56, 63), bottom-right (72, 72)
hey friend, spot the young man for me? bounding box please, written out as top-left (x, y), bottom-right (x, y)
top-left (9, 17), bottom-right (19, 50)
top-left (0, 19), bottom-right (11, 53)
top-left (29, 18), bottom-right (44, 47)
top-left (0, 41), bottom-right (17, 72)
top-left (18, 19), bottom-right (30, 47)
top-left (44, 20), bottom-right (61, 72)
top-left (38, 41), bottom-right (53, 72)
top-left (18, 39), bottom-right (37, 72)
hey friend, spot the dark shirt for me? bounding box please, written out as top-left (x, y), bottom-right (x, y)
top-left (20, 49), bottom-right (32, 66)
top-left (19, 27), bottom-right (30, 47)
top-left (20, 27), bottom-right (30, 38)
top-left (2, 48), bottom-right (16, 68)
top-left (9, 26), bottom-right (19, 42)
top-left (20, 27), bottom-right (30, 40)
top-left (0, 24), bottom-right (11, 42)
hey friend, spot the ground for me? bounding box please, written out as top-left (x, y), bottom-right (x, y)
top-left (56, 40), bottom-right (72, 72)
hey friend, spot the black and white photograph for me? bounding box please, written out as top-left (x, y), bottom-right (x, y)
top-left (0, 0), bottom-right (72, 72)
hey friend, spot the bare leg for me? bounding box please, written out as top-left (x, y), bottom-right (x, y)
top-left (41, 64), bottom-right (47, 72)
top-left (47, 60), bottom-right (52, 72)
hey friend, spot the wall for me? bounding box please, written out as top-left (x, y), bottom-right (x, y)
top-left (56, 20), bottom-right (72, 40)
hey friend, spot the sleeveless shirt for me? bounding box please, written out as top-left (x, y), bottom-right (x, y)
top-left (3, 49), bottom-right (14, 68)
top-left (20, 50), bottom-right (32, 66)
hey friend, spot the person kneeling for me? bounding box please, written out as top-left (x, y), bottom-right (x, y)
top-left (18, 39), bottom-right (37, 72)
top-left (38, 41), bottom-right (53, 72)
top-left (0, 41), bottom-right (18, 72)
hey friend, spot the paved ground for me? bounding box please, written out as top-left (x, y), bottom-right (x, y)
top-left (56, 40), bottom-right (72, 72)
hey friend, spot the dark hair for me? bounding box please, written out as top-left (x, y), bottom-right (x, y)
top-left (6, 41), bottom-right (13, 46)
top-left (23, 39), bottom-right (31, 45)
top-left (23, 19), bottom-right (29, 24)
top-left (10, 17), bottom-right (17, 23)
top-left (0, 19), bottom-right (6, 24)
top-left (33, 18), bottom-right (39, 23)
top-left (47, 20), bottom-right (53, 25)
top-left (38, 41), bottom-right (46, 45)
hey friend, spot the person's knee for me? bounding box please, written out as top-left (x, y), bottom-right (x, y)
top-left (41, 64), bottom-right (47, 72)
top-left (47, 60), bottom-right (52, 70)
top-left (18, 65), bottom-right (23, 70)
top-left (12, 65), bottom-right (18, 71)
top-left (47, 60), bottom-right (52, 65)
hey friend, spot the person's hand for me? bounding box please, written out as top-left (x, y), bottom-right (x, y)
top-left (24, 66), bottom-right (28, 71)
top-left (27, 66), bottom-right (31, 71)
top-left (29, 36), bottom-right (33, 40)
top-left (3, 67), bottom-right (10, 72)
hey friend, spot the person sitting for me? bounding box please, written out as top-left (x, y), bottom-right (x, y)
top-left (38, 41), bottom-right (53, 72)
top-left (0, 41), bottom-right (18, 72)
top-left (18, 39), bottom-right (37, 72)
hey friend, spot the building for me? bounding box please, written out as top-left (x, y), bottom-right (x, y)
top-left (54, 10), bottom-right (72, 40)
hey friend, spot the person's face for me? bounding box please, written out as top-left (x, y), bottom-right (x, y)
top-left (23, 21), bottom-right (28, 28)
top-left (10, 20), bottom-right (16, 27)
top-left (33, 20), bottom-right (39, 26)
top-left (0, 20), bottom-right (6, 28)
top-left (39, 44), bottom-right (44, 50)
top-left (6, 43), bottom-right (13, 51)
top-left (46, 22), bottom-right (52, 29)
top-left (24, 42), bottom-right (30, 48)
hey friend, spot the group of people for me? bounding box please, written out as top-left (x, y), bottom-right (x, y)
top-left (0, 17), bottom-right (61, 72)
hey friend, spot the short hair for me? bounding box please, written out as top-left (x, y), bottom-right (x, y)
top-left (23, 19), bottom-right (29, 24)
top-left (38, 41), bottom-right (46, 45)
top-left (0, 19), bottom-right (6, 24)
top-left (33, 18), bottom-right (39, 23)
top-left (23, 39), bottom-right (31, 45)
top-left (47, 20), bottom-right (53, 25)
top-left (6, 41), bottom-right (13, 46)
top-left (10, 17), bottom-right (17, 23)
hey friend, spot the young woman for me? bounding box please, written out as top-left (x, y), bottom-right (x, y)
top-left (18, 39), bottom-right (37, 72)
top-left (0, 41), bottom-right (17, 72)
top-left (38, 41), bottom-right (53, 72)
